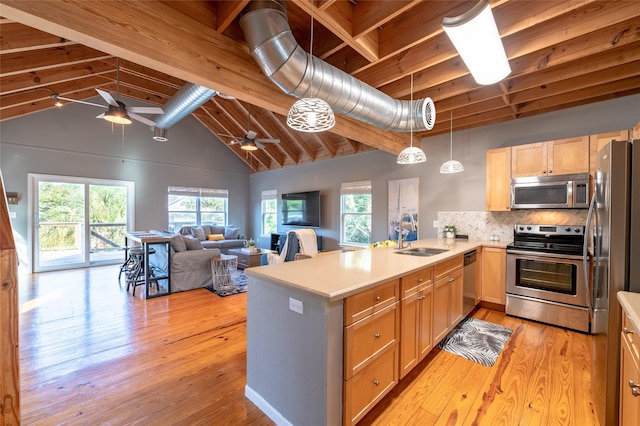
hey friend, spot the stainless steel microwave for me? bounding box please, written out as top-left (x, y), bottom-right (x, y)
top-left (510, 173), bottom-right (590, 209)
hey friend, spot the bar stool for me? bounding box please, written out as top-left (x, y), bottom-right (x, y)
top-left (122, 247), bottom-right (156, 296)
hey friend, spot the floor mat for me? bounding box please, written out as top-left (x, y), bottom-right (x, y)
top-left (436, 317), bottom-right (512, 367)
top-left (204, 272), bottom-right (248, 297)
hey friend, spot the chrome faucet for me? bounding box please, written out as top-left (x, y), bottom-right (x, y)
top-left (396, 212), bottom-right (417, 249)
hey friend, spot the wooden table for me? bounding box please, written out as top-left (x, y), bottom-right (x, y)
top-left (124, 231), bottom-right (174, 298)
top-left (228, 248), bottom-right (273, 269)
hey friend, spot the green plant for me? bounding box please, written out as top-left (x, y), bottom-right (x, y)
top-left (247, 238), bottom-right (255, 247)
top-left (443, 225), bottom-right (457, 234)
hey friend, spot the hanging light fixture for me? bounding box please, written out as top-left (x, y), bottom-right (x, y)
top-left (286, 1), bottom-right (335, 133)
top-left (103, 58), bottom-right (132, 125)
top-left (397, 74), bottom-right (427, 164)
top-left (442, 0), bottom-right (510, 85)
top-left (440, 110), bottom-right (464, 173)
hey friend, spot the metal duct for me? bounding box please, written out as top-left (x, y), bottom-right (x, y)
top-left (151, 83), bottom-right (217, 141)
top-left (239, 0), bottom-right (435, 132)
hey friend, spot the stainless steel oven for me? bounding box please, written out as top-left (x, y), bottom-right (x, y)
top-left (506, 224), bottom-right (590, 333)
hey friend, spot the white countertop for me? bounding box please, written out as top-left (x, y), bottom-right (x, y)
top-left (618, 291), bottom-right (640, 333)
top-left (245, 238), bottom-right (510, 302)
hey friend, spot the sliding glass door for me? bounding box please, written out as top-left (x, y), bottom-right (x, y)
top-left (31, 174), bottom-right (134, 272)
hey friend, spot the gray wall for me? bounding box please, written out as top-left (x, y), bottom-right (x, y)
top-left (249, 94), bottom-right (640, 251)
top-left (1, 97), bottom-right (250, 270)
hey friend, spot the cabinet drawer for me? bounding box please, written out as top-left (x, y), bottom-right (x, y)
top-left (623, 313), bottom-right (639, 362)
top-left (344, 279), bottom-right (399, 325)
top-left (344, 302), bottom-right (399, 379)
top-left (434, 255), bottom-right (463, 281)
top-left (343, 346), bottom-right (398, 426)
top-left (400, 267), bottom-right (433, 298)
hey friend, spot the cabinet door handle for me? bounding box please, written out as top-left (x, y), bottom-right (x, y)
top-left (633, 388), bottom-right (640, 397)
top-left (374, 333), bottom-right (381, 338)
top-left (373, 380), bottom-right (380, 386)
top-left (623, 327), bottom-right (634, 334)
top-left (629, 379), bottom-right (640, 389)
top-left (449, 277), bottom-right (455, 282)
top-left (374, 296), bottom-right (381, 302)
top-left (418, 277), bottom-right (423, 283)
top-left (418, 295), bottom-right (426, 300)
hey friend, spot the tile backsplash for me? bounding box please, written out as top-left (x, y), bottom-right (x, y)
top-left (437, 210), bottom-right (589, 242)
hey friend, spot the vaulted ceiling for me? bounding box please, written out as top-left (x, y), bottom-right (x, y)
top-left (2, 1), bottom-right (639, 172)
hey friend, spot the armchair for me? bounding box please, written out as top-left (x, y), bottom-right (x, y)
top-left (265, 229), bottom-right (318, 264)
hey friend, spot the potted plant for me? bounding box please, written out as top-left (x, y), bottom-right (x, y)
top-left (443, 225), bottom-right (457, 239)
top-left (247, 238), bottom-right (256, 251)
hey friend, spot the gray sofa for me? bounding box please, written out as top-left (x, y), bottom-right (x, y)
top-left (152, 235), bottom-right (222, 292)
top-left (178, 225), bottom-right (246, 254)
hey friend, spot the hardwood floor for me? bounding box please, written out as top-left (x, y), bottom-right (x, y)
top-left (19, 266), bottom-right (599, 425)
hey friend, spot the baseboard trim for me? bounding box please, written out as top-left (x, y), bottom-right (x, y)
top-left (479, 301), bottom-right (506, 312)
top-left (244, 385), bottom-right (293, 426)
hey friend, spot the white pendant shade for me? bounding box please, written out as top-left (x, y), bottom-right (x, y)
top-left (397, 146), bottom-right (427, 164)
top-left (287, 97), bottom-right (335, 132)
top-left (442, 0), bottom-right (510, 85)
top-left (440, 160), bottom-right (464, 173)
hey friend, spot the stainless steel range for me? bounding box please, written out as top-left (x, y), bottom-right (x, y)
top-left (506, 224), bottom-right (590, 333)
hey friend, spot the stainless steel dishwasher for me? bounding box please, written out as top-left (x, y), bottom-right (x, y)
top-left (463, 250), bottom-right (477, 317)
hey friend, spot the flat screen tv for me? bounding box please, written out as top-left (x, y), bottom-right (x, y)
top-left (281, 190), bottom-right (321, 227)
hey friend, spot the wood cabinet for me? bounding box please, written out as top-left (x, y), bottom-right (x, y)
top-left (343, 279), bottom-right (399, 425)
top-left (590, 130), bottom-right (630, 179)
top-left (620, 310), bottom-right (640, 426)
top-left (486, 147), bottom-right (511, 211)
top-left (511, 136), bottom-right (589, 178)
top-left (432, 256), bottom-right (464, 345)
top-left (481, 247), bottom-right (506, 305)
top-left (399, 267), bottom-right (433, 379)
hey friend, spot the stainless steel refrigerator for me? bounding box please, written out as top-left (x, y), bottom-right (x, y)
top-left (586, 139), bottom-right (640, 426)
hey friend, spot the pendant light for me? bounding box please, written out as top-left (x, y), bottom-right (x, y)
top-left (286, 2), bottom-right (335, 133)
top-left (440, 110), bottom-right (464, 173)
top-left (397, 74), bottom-right (427, 164)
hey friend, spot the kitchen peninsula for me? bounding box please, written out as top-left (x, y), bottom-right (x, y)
top-left (244, 238), bottom-right (508, 425)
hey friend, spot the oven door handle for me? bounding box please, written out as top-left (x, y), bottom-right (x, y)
top-left (506, 249), bottom-right (585, 261)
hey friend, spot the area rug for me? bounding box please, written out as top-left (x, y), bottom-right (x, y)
top-left (436, 317), bottom-right (512, 367)
top-left (204, 272), bottom-right (248, 297)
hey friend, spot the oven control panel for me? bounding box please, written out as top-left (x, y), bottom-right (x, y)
top-left (514, 224), bottom-right (584, 236)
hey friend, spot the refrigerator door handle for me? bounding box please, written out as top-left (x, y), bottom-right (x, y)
top-left (583, 192), bottom-right (596, 314)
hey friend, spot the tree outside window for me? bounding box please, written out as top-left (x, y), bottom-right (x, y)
top-left (340, 181), bottom-right (372, 246)
top-left (168, 187), bottom-right (228, 232)
top-left (261, 189), bottom-right (277, 236)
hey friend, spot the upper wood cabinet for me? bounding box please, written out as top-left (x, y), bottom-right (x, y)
top-left (486, 147), bottom-right (511, 212)
top-left (590, 131), bottom-right (630, 175)
top-left (512, 136), bottom-right (590, 178)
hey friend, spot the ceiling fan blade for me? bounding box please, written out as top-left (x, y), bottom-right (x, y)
top-left (256, 142), bottom-right (266, 150)
top-left (54, 95), bottom-right (107, 109)
top-left (96, 88), bottom-right (119, 107)
top-left (128, 106), bottom-right (165, 114)
top-left (217, 133), bottom-right (242, 140)
top-left (255, 138), bottom-right (280, 144)
top-left (129, 112), bottom-right (157, 126)
top-left (246, 130), bottom-right (258, 140)
top-left (96, 113), bottom-right (105, 119)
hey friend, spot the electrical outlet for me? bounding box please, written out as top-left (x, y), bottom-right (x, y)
top-left (478, 222), bottom-right (485, 230)
top-left (433, 220), bottom-right (439, 228)
top-left (289, 297), bottom-right (304, 315)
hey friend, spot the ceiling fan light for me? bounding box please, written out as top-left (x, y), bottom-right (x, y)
top-left (397, 146), bottom-right (427, 164)
top-left (241, 140), bottom-right (259, 151)
top-left (442, 0), bottom-right (510, 85)
top-left (287, 98), bottom-right (335, 132)
top-left (440, 160), bottom-right (465, 173)
top-left (103, 105), bottom-right (132, 125)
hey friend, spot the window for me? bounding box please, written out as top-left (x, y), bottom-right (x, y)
top-left (261, 189), bottom-right (277, 236)
top-left (340, 181), bottom-right (372, 246)
top-left (168, 186), bottom-right (228, 232)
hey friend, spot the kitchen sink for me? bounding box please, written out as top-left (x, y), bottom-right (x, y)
top-left (394, 247), bottom-right (449, 256)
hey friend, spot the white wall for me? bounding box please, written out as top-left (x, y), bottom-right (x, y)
top-left (0, 97), bottom-right (250, 270)
top-left (248, 94), bottom-right (640, 250)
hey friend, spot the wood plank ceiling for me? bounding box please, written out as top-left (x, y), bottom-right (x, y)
top-left (1, 1), bottom-right (639, 173)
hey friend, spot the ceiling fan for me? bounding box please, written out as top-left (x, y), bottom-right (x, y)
top-left (52, 59), bottom-right (164, 126)
top-left (217, 110), bottom-right (280, 151)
